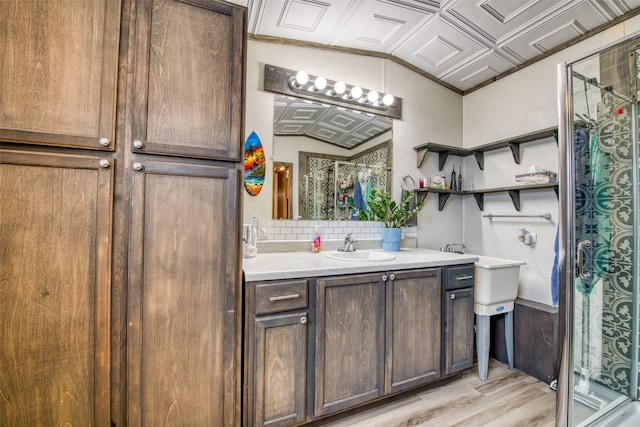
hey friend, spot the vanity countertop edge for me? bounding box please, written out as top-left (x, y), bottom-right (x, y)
top-left (243, 248), bottom-right (479, 282)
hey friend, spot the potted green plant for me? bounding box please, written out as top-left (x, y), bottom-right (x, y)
top-left (367, 188), bottom-right (424, 251)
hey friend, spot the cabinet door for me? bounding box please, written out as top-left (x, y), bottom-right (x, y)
top-left (315, 273), bottom-right (385, 417)
top-left (385, 268), bottom-right (441, 394)
top-left (443, 287), bottom-right (475, 375)
top-left (127, 160), bottom-right (242, 426)
top-left (252, 312), bottom-right (308, 427)
top-left (131, 0), bottom-right (245, 160)
top-left (0, 0), bottom-right (120, 150)
top-left (0, 150), bottom-right (113, 425)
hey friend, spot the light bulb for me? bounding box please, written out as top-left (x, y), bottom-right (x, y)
top-left (350, 86), bottom-right (362, 99)
top-left (333, 81), bottom-right (346, 95)
top-left (295, 71), bottom-right (308, 86)
top-left (367, 90), bottom-right (379, 103)
top-left (314, 76), bottom-right (327, 90)
top-left (382, 93), bottom-right (394, 106)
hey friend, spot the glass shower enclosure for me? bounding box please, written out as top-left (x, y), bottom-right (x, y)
top-left (557, 34), bottom-right (640, 426)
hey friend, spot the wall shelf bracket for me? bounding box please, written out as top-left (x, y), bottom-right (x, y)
top-left (438, 193), bottom-right (451, 211)
top-left (473, 151), bottom-right (484, 170)
top-left (508, 190), bottom-right (521, 211)
top-left (416, 147), bottom-right (428, 168)
top-left (509, 142), bottom-right (521, 164)
top-left (473, 193), bottom-right (484, 211)
top-left (438, 151), bottom-right (450, 171)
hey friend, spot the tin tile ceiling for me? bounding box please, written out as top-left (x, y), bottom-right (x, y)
top-left (246, 0), bottom-right (640, 93)
top-left (273, 95), bottom-right (393, 148)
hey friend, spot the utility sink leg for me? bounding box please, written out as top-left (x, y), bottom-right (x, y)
top-left (505, 311), bottom-right (514, 371)
top-left (476, 314), bottom-right (490, 381)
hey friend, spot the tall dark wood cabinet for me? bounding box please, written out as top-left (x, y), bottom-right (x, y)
top-left (126, 0), bottom-right (245, 425)
top-left (0, 0), bottom-right (121, 149)
top-left (0, 151), bottom-right (114, 425)
top-left (0, 0), bottom-right (246, 425)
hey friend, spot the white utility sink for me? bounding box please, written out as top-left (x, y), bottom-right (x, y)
top-left (324, 250), bottom-right (396, 262)
top-left (474, 256), bottom-right (526, 315)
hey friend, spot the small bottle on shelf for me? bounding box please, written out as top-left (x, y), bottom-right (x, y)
top-left (450, 165), bottom-right (457, 190)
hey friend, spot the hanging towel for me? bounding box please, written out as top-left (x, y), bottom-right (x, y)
top-left (354, 180), bottom-right (366, 211)
top-left (551, 225), bottom-right (559, 307)
top-left (364, 181), bottom-right (372, 216)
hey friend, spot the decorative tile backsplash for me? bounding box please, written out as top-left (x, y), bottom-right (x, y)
top-left (259, 219), bottom-right (417, 242)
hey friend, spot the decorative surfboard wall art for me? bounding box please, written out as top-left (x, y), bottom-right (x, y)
top-left (244, 131), bottom-right (265, 196)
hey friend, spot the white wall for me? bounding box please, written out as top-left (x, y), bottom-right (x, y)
top-left (462, 16), bottom-right (640, 306)
top-left (244, 40), bottom-right (464, 247)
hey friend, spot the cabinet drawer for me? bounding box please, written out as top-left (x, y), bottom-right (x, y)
top-left (255, 280), bottom-right (309, 315)
top-left (445, 265), bottom-right (474, 290)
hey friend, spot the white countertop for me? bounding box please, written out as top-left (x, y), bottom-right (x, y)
top-left (243, 248), bottom-right (479, 282)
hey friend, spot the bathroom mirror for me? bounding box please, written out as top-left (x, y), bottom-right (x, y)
top-left (271, 94), bottom-right (393, 220)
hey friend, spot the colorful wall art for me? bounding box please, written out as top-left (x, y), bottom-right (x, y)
top-left (244, 131), bottom-right (265, 196)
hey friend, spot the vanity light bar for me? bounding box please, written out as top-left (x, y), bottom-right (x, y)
top-left (263, 64), bottom-right (402, 119)
top-left (289, 71), bottom-right (393, 107)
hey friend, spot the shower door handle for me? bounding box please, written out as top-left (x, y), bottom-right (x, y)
top-left (577, 240), bottom-right (592, 279)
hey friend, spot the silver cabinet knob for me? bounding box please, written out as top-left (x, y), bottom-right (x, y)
top-left (99, 159), bottom-right (110, 168)
top-left (99, 137), bottom-right (110, 147)
top-left (381, 274), bottom-right (388, 282)
top-left (450, 294), bottom-right (456, 300)
top-left (132, 162), bottom-right (143, 171)
top-left (300, 316), bottom-right (307, 324)
top-left (133, 139), bottom-right (143, 149)
top-left (389, 273), bottom-right (396, 281)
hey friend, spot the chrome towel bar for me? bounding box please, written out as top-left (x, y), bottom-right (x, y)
top-left (483, 213), bottom-right (552, 220)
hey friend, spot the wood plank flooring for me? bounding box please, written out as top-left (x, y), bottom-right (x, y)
top-left (318, 359), bottom-right (556, 427)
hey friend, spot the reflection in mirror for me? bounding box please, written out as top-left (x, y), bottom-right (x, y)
top-left (272, 162), bottom-right (292, 219)
top-left (272, 95), bottom-right (392, 220)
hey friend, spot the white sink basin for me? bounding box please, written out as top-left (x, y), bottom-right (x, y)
top-left (324, 250), bottom-right (396, 262)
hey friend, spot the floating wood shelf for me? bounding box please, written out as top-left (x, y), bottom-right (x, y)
top-left (415, 183), bottom-right (558, 211)
top-left (413, 127), bottom-right (558, 170)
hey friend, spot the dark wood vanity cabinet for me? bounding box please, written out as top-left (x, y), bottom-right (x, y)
top-left (245, 265), bottom-right (473, 426)
top-left (386, 268), bottom-right (442, 394)
top-left (443, 265), bottom-right (475, 375)
top-left (315, 273), bottom-right (386, 417)
top-left (246, 279), bottom-right (310, 427)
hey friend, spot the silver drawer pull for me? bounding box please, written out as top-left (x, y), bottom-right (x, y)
top-left (269, 293), bottom-right (300, 302)
top-left (456, 275), bottom-right (474, 280)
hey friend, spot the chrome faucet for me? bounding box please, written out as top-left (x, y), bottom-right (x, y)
top-left (441, 242), bottom-right (466, 253)
top-left (338, 233), bottom-right (357, 252)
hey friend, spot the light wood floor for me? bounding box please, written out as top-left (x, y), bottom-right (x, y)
top-left (318, 359), bottom-right (556, 427)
